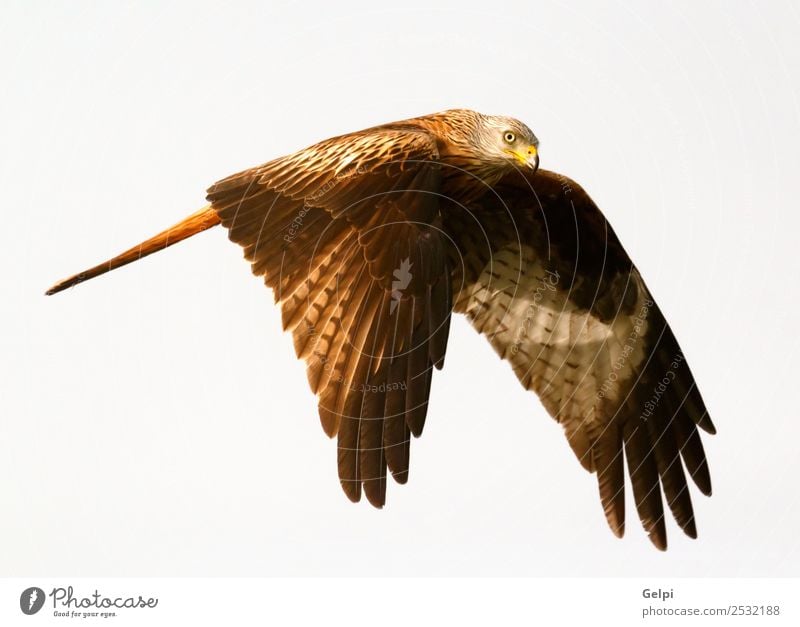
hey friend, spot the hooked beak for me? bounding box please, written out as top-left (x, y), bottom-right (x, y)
top-left (529, 146), bottom-right (540, 173)
top-left (507, 145), bottom-right (539, 172)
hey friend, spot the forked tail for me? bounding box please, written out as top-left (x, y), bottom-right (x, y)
top-left (45, 205), bottom-right (221, 295)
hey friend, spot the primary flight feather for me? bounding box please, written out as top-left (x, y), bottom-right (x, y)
top-left (47, 109), bottom-right (714, 550)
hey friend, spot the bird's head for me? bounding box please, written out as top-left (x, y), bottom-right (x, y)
top-left (474, 114), bottom-right (539, 173)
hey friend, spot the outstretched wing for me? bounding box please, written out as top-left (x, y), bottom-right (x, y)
top-left (207, 129), bottom-right (452, 507)
top-left (448, 168), bottom-right (714, 549)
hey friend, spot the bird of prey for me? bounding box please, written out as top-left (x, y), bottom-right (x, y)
top-left (47, 109), bottom-right (714, 550)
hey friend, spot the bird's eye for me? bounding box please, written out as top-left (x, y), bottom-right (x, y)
top-left (503, 131), bottom-right (516, 144)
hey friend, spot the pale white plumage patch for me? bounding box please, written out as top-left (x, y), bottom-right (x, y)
top-left (455, 243), bottom-right (653, 470)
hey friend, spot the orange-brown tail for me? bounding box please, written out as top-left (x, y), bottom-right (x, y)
top-left (45, 205), bottom-right (221, 296)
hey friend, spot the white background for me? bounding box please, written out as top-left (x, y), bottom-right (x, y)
top-left (1, 0), bottom-right (799, 577)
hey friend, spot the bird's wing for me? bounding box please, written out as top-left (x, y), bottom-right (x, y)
top-left (448, 169), bottom-right (714, 549)
top-left (206, 129), bottom-right (451, 506)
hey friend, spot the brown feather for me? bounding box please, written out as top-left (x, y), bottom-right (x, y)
top-left (45, 205), bottom-right (220, 295)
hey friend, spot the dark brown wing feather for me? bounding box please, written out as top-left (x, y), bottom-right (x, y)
top-left (206, 129), bottom-right (451, 507)
top-left (448, 168), bottom-right (714, 549)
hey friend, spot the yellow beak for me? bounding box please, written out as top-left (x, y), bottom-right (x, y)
top-left (508, 145), bottom-right (539, 171)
